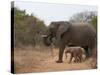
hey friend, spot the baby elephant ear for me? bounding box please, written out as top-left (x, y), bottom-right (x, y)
top-left (56, 21), bottom-right (71, 40)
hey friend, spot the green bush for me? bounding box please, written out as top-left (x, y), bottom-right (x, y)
top-left (13, 7), bottom-right (47, 47)
top-left (90, 16), bottom-right (97, 29)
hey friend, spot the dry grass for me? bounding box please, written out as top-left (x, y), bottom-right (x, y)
top-left (14, 46), bottom-right (97, 73)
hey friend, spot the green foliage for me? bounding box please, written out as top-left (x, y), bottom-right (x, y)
top-left (90, 16), bottom-right (97, 29)
top-left (69, 11), bottom-right (97, 23)
top-left (69, 11), bottom-right (97, 29)
top-left (14, 7), bottom-right (47, 47)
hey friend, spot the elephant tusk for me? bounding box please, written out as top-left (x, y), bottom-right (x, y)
top-left (42, 34), bottom-right (48, 37)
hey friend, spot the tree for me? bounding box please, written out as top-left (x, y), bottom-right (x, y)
top-left (14, 7), bottom-right (47, 47)
top-left (69, 11), bottom-right (97, 23)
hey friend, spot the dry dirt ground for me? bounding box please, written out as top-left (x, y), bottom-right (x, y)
top-left (14, 46), bottom-right (95, 73)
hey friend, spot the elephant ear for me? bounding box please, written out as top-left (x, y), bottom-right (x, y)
top-left (56, 21), bottom-right (70, 40)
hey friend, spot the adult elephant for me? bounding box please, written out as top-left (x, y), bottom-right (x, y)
top-left (42, 21), bottom-right (96, 63)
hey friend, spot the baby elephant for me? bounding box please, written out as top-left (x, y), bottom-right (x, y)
top-left (65, 47), bottom-right (85, 63)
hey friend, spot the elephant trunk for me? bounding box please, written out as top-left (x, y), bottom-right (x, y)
top-left (42, 34), bottom-right (53, 46)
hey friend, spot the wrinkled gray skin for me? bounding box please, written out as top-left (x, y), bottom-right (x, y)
top-left (65, 47), bottom-right (85, 63)
top-left (42, 21), bottom-right (96, 63)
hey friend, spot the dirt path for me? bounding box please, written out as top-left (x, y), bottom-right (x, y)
top-left (33, 56), bottom-right (92, 72)
top-left (14, 47), bottom-right (93, 73)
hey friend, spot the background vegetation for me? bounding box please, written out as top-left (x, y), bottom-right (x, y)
top-left (14, 7), bottom-right (47, 47)
top-left (69, 11), bottom-right (97, 29)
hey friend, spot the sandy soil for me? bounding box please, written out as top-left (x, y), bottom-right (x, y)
top-left (14, 46), bottom-right (95, 73)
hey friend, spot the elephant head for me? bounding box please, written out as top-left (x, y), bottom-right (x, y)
top-left (42, 21), bottom-right (71, 46)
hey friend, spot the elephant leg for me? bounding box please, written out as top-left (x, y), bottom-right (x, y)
top-left (79, 56), bottom-right (82, 63)
top-left (69, 55), bottom-right (73, 63)
top-left (83, 46), bottom-right (90, 58)
top-left (74, 57), bottom-right (77, 63)
top-left (85, 46), bottom-right (96, 58)
top-left (90, 47), bottom-right (95, 57)
top-left (86, 50), bottom-right (90, 58)
top-left (86, 47), bottom-right (94, 58)
top-left (56, 44), bottom-right (65, 63)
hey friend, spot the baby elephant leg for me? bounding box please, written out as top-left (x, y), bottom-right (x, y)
top-left (74, 56), bottom-right (77, 63)
top-left (78, 55), bottom-right (82, 63)
top-left (69, 54), bottom-right (73, 63)
top-left (74, 56), bottom-right (79, 63)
